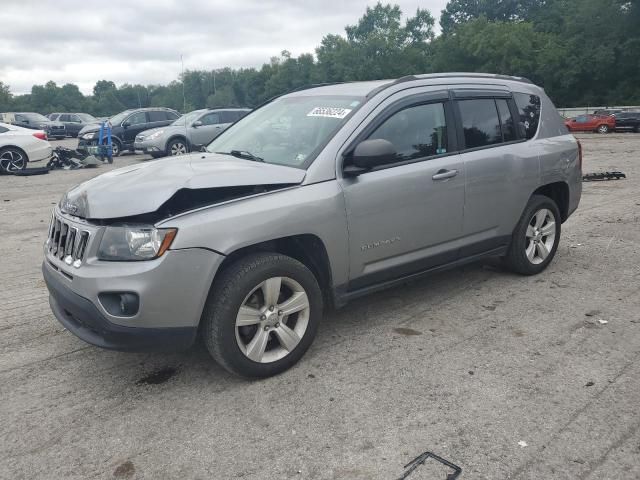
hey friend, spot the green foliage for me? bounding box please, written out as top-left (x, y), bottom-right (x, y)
top-left (1, 1), bottom-right (638, 115)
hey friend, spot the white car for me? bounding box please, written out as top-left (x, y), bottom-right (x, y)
top-left (0, 122), bottom-right (52, 173)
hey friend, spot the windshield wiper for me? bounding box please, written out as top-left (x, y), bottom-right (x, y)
top-left (216, 150), bottom-right (265, 163)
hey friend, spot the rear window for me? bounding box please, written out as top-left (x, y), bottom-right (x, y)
top-left (514, 93), bottom-right (541, 140)
top-left (148, 111), bottom-right (168, 122)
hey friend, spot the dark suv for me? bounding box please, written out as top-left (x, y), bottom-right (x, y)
top-left (77, 108), bottom-right (181, 156)
top-left (48, 113), bottom-right (99, 137)
top-left (613, 111), bottom-right (640, 132)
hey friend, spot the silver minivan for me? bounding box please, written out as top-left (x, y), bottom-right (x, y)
top-left (43, 73), bottom-right (581, 378)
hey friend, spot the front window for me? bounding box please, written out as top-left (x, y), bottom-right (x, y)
top-left (171, 110), bottom-right (203, 126)
top-left (206, 95), bottom-right (363, 168)
top-left (78, 113), bottom-right (96, 122)
top-left (22, 113), bottom-right (50, 123)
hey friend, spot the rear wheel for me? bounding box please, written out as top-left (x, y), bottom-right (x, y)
top-left (201, 253), bottom-right (322, 378)
top-left (596, 124), bottom-right (610, 134)
top-left (0, 147), bottom-right (28, 174)
top-left (504, 195), bottom-right (561, 275)
top-left (167, 138), bottom-right (188, 156)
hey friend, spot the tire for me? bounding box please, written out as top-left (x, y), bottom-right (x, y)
top-left (0, 147), bottom-right (28, 174)
top-left (596, 124), bottom-right (610, 134)
top-left (166, 138), bottom-right (189, 157)
top-left (201, 252), bottom-right (323, 378)
top-left (110, 139), bottom-right (122, 157)
top-left (503, 194), bottom-right (561, 275)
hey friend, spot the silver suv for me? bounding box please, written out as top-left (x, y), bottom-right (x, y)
top-left (43, 73), bottom-right (581, 378)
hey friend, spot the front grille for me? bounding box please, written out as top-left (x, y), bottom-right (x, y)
top-left (47, 213), bottom-right (91, 268)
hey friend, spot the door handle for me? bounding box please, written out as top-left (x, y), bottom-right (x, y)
top-left (432, 169), bottom-right (458, 181)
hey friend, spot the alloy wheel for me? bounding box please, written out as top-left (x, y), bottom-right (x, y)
top-left (597, 125), bottom-right (609, 134)
top-left (235, 276), bottom-right (310, 363)
top-left (0, 149), bottom-right (26, 172)
top-left (525, 208), bottom-right (556, 265)
top-left (170, 142), bottom-right (187, 155)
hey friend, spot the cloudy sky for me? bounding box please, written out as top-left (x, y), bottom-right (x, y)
top-left (1, 0), bottom-right (448, 95)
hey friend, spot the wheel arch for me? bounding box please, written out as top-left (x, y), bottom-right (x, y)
top-left (165, 135), bottom-right (189, 153)
top-left (532, 181), bottom-right (569, 222)
top-left (215, 234), bottom-right (335, 309)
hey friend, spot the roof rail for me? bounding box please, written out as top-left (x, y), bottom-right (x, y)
top-left (414, 72), bottom-right (533, 84)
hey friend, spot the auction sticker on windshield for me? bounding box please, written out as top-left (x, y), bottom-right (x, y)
top-left (307, 107), bottom-right (352, 119)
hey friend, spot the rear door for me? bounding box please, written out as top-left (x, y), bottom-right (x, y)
top-left (454, 91), bottom-right (540, 255)
top-left (339, 90), bottom-right (465, 290)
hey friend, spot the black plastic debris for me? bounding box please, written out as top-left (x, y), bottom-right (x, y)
top-left (582, 171), bottom-right (626, 181)
top-left (397, 451), bottom-right (462, 480)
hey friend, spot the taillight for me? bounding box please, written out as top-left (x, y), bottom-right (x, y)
top-left (33, 132), bottom-right (47, 141)
top-left (576, 139), bottom-right (583, 170)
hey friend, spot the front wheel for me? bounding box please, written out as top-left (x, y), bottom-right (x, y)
top-left (167, 138), bottom-right (188, 156)
top-left (0, 147), bottom-right (28, 173)
top-left (596, 124), bottom-right (610, 134)
top-left (201, 253), bottom-right (323, 378)
top-left (503, 195), bottom-right (561, 275)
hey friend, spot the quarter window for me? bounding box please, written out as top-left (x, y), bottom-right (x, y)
top-left (458, 99), bottom-right (502, 149)
top-left (513, 93), bottom-right (541, 139)
top-left (368, 102), bottom-right (448, 161)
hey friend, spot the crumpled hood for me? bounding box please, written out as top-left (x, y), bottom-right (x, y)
top-left (60, 153), bottom-right (306, 220)
top-left (78, 123), bottom-right (103, 135)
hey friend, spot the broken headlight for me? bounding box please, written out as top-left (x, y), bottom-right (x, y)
top-left (97, 226), bottom-right (177, 261)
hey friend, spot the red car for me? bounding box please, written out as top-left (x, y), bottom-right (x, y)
top-left (565, 114), bottom-right (615, 133)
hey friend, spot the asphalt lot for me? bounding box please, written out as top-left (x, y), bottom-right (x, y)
top-left (1, 134), bottom-right (639, 480)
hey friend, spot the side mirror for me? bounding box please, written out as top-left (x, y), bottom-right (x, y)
top-left (22, 120), bottom-right (29, 125)
top-left (347, 139), bottom-right (397, 174)
top-left (192, 120), bottom-right (203, 128)
top-left (122, 121), bottom-right (130, 128)
top-left (200, 145), bottom-right (208, 152)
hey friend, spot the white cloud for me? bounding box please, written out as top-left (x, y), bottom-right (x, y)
top-left (0, 0), bottom-right (448, 94)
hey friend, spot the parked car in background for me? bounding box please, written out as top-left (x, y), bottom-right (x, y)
top-left (0, 112), bottom-right (66, 139)
top-left (44, 73), bottom-right (581, 378)
top-left (77, 107), bottom-right (180, 156)
top-left (612, 111), bottom-right (640, 132)
top-left (593, 109), bottom-right (622, 116)
top-left (134, 108), bottom-right (250, 158)
top-left (564, 114), bottom-right (615, 133)
top-left (48, 112), bottom-right (98, 137)
top-left (0, 122), bottom-right (52, 173)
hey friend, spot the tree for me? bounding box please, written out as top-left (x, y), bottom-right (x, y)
top-left (0, 81), bottom-right (12, 111)
top-left (440, 0), bottom-right (543, 34)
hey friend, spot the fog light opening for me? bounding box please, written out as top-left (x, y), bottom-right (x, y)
top-left (99, 292), bottom-right (140, 317)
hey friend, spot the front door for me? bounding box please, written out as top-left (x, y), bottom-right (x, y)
top-left (122, 111), bottom-right (148, 146)
top-left (190, 111), bottom-right (223, 147)
top-left (339, 97), bottom-right (465, 291)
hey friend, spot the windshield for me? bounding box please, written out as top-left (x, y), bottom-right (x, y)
top-left (109, 110), bottom-right (134, 125)
top-left (171, 110), bottom-right (205, 126)
top-left (78, 113), bottom-right (97, 122)
top-left (206, 95), bottom-right (363, 168)
top-left (23, 113), bottom-right (50, 122)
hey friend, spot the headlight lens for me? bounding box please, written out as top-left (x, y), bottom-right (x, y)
top-left (81, 132), bottom-right (96, 140)
top-left (97, 226), bottom-right (177, 261)
top-left (146, 130), bottom-right (164, 140)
